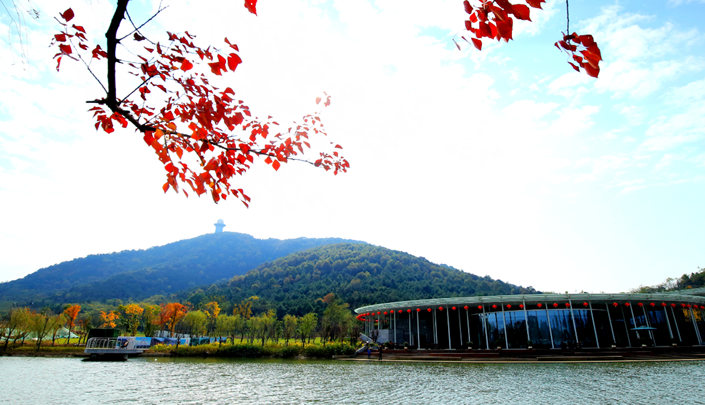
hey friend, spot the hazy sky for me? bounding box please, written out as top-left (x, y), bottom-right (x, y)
top-left (1, 0), bottom-right (703, 295)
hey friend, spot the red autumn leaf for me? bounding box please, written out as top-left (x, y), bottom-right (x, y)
top-left (584, 64), bottom-right (600, 78)
top-left (181, 59), bottom-right (194, 71)
top-left (218, 54), bottom-right (227, 71)
top-left (496, 19), bottom-right (513, 41)
top-left (489, 5), bottom-right (508, 21)
top-left (489, 22), bottom-right (498, 39)
top-left (512, 4), bottom-right (531, 21)
top-left (78, 43), bottom-right (88, 50)
top-left (568, 62), bottom-right (580, 72)
top-left (72, 25), bottom-right (86, 33)
top-left (472, 38), bottom-right (482, 50)
top-left (244, 0), bottom-right (257, 15)
top-left (453, 38), bottom-right (461, 50)
top-left (55, 33), bottom-right (67, 42)
top-left (133, 32), bottom-right (146, 41)
top-left (60, 8), bottom-right (75, 22)
top-left (583, 44), bottom-right (602, 62)
top-left (272, 160), bottom-right (281, 171)
top-left (227, 53), bottom-right (242, 71)
top-left (463, 0), bottom-right (472, 14)
top-left (478, 22), bottom-right (492, 38)
top-left (92, 45), bottom-right (108, 59)
top-left (576, 34), bottom-right (596, 47)
top-left (465, 20), bottom-right (472, 30)
top-left (224, 37), bottom-right (239, 51)
top-left (470, 13), bottom-right (478, 23)
top-left (526, 0), bottom-right (545, 9)
top-left (209, 62), bottom-right (222, 75)
top-left (55, 56), bottom-right (62, 71)
top-left (315, 97), bottom-right (322, 104)
top-left (59, 44), bottom-right (72, 55)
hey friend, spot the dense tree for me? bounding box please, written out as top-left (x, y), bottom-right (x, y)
top-left (282, 314), bottom-right (297, 346)
top-left (50, 314), bottom-right (66, 347)
top-left (214, 314), bottom-right (236, 346)
top-left (142, 305), bottom-right (160, 337)
top-left (63, 304), bottom-right (81, 344)
top-left (2, 307), bottom-right (30, 350)
top-left (183, 310), bottom-right (208, 337)
top-left (202, 301), bottom-right (220, 335)
top-left (99, 310), bottom-right (119, 328)
top-left (159, 302), bottom-right (187, 337)
top-left (298, 313), bottom-right (317, 346)
top-left (118, 304), bottom-right (144, 336)
top-left (180, 244), bottom-right (537, 318)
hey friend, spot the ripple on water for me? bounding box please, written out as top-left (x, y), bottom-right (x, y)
top-left (1, 357), bottom-right (704, 404)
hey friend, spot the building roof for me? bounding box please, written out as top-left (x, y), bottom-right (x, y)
top-left (354, 292), bottom-right (705, 314)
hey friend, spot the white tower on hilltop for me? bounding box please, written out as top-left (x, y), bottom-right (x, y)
top-left (214, 219), bottom-right (226, 233)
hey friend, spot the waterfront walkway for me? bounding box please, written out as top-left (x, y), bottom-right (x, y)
top-left (339, 346), bottom-right (705, 364)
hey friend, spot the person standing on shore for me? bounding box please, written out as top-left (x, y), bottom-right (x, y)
top-left (378, 345), bottom-right (383, 361)
top-left (367, 346), bottom-right (371, 359)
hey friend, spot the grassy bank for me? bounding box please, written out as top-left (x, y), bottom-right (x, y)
top-left (149, 342), bottom-right (357, 359)
top-left (1, 345), bottom-right (86, 356)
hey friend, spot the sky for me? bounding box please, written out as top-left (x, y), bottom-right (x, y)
top-left (0, 0), bottom-right (703, 295)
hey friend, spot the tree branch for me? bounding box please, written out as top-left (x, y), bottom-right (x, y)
top-left (104, 0), bottom-right (154, 132)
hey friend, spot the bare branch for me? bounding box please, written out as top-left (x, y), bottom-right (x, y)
top-left (118, 6), bottom-right (168, 43)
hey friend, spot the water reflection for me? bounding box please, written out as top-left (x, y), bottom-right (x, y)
top-left (1, 357), bottom-right (704, 404)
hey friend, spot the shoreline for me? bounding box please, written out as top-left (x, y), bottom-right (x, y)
top-left (4, 350), bottom-right (705, 364)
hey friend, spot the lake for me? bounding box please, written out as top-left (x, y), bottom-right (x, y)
top-left (1, 357), bottom-right (704, 404)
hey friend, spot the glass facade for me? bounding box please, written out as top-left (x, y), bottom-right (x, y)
top-left (361, 296), bottom-right (705, 350)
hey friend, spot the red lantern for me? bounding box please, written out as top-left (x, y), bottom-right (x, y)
top-left (464, 306), bottom-right (469, 310)
top-left (427, 308), bottom-right (432, 312)
top-left (687, 304), bottom-right (692, 308)
top-left (506, 304), bottom-right (512, 309)
top-left (650, 303), bottom-right (655, 307)
top-left (661, 303), bottom-right (667, 307)
top-left (681, 304), bottom-right (686, 308)
top-left (416, 308), bottom-right (421, 312)
top-left (477, 305), bottom-right (483, 310)
top-left (700, 306), bottom-right (705, 310)
top-left (637, 303), bottom-right (643, 307)
top-left (377, 311), bottom-right (381, 315)
top-left (407, 309), bottom-right (411, 313)
top-left (492, 305), bottom-right (498, 310)
top-left (612, 302), bottom-right (618, 307)
top-left (583, 302), bottom-right (588, 307)
top-left (383, 312), bottom-right (387, 315)
top-left (553, 303), bottom-right (558, 308)
top-left (398, 310), bottom-right (402, 313)
top-left (671, 304), bottom-right (676, 308)
top-left (625, 303), bottom-right (630, 307)
top-left (565, 303), bottom-right (570, 308)
top-left (439, 307), bottom-right (444, 311)
top-left (452, 306), bottom-right (457, 311)
top-left (537, 303), bottom-right (543, 308)
top-left (519, 304), bottom-right (524, 309)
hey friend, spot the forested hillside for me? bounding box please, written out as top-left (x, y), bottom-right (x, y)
top-left (180, 243), bottom-right (538, 317)
top-left (0, 233), bottom-right (360, 306)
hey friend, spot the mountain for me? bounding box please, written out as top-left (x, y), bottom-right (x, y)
top-left (0, 232), bottom-right (361, 306)
top-left (178, 243), bottom-right (538, 317)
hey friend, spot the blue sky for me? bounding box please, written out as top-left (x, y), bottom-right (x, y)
top-left (0, 0), bottom-right (703, 294)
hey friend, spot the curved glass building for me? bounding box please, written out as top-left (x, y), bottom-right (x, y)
top-left (355, 290), bottom-right (705, 350)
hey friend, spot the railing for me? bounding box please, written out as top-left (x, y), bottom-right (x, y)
top-left (86, 337), bottom-right (138, 350)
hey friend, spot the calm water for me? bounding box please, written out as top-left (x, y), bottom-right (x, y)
top-left (1, 357), bottom-right (704, 404)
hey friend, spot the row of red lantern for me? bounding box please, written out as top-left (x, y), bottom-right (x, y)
top-left (357, 302), bottom-right (705, 320)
